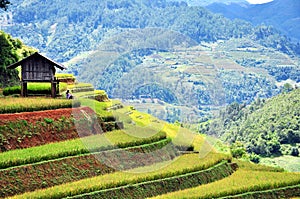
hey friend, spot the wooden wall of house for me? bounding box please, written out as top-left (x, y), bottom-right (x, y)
top-left (21, 56), bottom-right (55, 81)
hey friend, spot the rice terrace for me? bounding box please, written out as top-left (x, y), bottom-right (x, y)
top-left (1, 0), bottom-right (300, 198)
top-left (0, 71), bottom-right (299, 198)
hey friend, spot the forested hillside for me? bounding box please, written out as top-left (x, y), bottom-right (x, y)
top-left (200, 88), bottom-right (300, 158)
top-left (69, 32), bottom-right (299, 122)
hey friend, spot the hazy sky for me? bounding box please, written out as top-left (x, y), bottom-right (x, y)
top-left (247, 0), bottom-right (273, 4)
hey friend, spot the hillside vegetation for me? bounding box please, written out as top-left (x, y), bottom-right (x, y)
top-left (153, 160), bottom-right (300, 198)
top-left (167, 0), bottom-right (247, 6)
top-left (70, 33), bottom-right (299, 122)
top-left (200, 88), bottom-right (300, 164)
top-left (0, 31), bottom-right (35, 87)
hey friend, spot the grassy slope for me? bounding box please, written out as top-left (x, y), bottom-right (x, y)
top-left (74, 86), bottom-right (300, 198)
top-left (152, 161), bottom-right (300, 199)
top-left (0, 139), bottom-right (177, 198)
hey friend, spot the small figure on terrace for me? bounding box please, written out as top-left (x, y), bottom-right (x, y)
top-left (66, 90), bottom-right (73, 99)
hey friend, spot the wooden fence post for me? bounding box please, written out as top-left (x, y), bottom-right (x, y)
top-left (21, 81), bottom-right (27, 97)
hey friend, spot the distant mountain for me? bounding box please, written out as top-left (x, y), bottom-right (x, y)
top-left (206, 0), bottom-right (300, 41)
top-left (2, 0), bottom-right (299, 62)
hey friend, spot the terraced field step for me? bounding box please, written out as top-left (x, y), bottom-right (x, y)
top-left (0, 97), bottom-right (80, 114)
top-left (0, 130), bottom-right (167, 169)
top-left (0, 138), bottom-right (173, 170)
top-left (152, 161), bottom-right (300, 199)
top-left (106, 103), bottom-right (124, 111)
top-left (0, 107), bottom-right (104, 152)
top-left (218, 184), bottom-right (300, 199)
top-left (0, 138), bottom-right (179, 198)
top-left (68, 161), bottom-right (236, 199)
top-left (72, 90), bottom-right (109, 102)
top-left (10, 153), bottom-right (231, 198)
top-left (71, 86), bottom-right (95, 93)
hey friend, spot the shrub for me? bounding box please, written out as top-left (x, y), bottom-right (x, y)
top-left (290, 147), bottom-right (299, 157)
top-left (2, 86), bottom-right (19, 96)
top-left (230, 142), bottom-right (246, 158)
top-left (44, 118), bottom-right (54, 124)
top-left (249, 153), bottom-right (261, 163)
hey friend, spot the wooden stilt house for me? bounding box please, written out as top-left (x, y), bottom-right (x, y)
top-left (7, 52), bottom-right (66, 98)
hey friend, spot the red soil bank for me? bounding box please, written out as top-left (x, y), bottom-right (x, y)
top-left (0, 106), bottom-right (95, 124)
top-left (0, 107), bottom-right (101, 151)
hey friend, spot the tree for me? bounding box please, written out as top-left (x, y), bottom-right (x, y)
top-left (0, 0), bottom-right (10, 10)
top-left (0, 32), bottom-right (19, 87)
top-left (249, 153), bottom-right (260, 164)
top-left (291, 147), bottom-right (299, 157)
top-left (230, 142), bottom-right (246, 158)
top-left (0, 31), bottom-right (34, 88)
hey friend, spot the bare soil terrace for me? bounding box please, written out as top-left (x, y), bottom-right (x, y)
top-left (0, 107), bottom-right (100, 151)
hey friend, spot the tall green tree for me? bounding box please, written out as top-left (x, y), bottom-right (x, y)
top-left (0, 31), bottom-right (34, 88)
top-left (0, 32), bottom-right (20, 87)
top-left (0, 0), bottom-right (19, 88)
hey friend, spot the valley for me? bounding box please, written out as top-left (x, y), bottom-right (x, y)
top-left (67, 35), bottom-right (299, 123)
top-left (0, 0), bottom-right (300, 197)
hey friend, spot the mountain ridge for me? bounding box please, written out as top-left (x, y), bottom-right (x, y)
top-left (206, 0), bottom-right (300, 41)
top-left (2, 0), bottom-right (299, 62)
